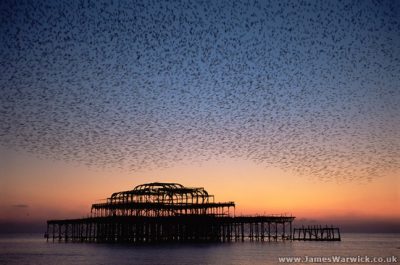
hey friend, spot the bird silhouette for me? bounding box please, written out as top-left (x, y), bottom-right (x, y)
top-left (0, 0), bottom-right (399, 182)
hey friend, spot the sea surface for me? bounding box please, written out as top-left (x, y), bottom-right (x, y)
top-left (0, 233), bottom-right (399, 265)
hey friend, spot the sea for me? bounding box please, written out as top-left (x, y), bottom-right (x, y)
top-left (0, 233), bottom-right (399, 265)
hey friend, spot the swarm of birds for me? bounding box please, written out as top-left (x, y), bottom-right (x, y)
top-left (0, 0), bottom-right (399, 182)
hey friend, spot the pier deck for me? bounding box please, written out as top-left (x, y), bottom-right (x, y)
top-left (46, 215), bottom-right (295, 243)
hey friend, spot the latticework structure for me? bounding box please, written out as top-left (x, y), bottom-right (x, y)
top-left (91, 182), bottom-right (235, 217)
top-left (46, 182), bottom-right (299, 243)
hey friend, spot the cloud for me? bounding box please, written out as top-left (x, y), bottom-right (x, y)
top-left (12, 204), bottom-right (29, 208)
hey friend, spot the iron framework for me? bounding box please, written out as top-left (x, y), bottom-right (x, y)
top-left (91, 182), bottom-right (235, 217)
top-left (46, 182), bottom-right (303, 243)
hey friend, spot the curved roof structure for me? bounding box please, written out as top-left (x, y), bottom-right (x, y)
top-left (110, 182), bottom-right (210, 201)
top-left (91, 182), bottom-right (234, 217)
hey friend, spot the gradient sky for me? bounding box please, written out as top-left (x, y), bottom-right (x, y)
top-left (0, 0), bottom-right (399, 232)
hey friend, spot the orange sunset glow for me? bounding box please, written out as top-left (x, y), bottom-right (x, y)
top-left (1, 150), bottom-right (399, 233)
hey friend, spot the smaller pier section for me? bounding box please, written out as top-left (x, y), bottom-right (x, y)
top-left (293, 225), bottom-right (341, 241)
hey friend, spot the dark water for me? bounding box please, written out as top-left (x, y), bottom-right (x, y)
top-left (0, 234), bottom-right (399, 265)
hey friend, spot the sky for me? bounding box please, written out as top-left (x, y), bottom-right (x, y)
top-left (0, 0), bottom-right (399, 233)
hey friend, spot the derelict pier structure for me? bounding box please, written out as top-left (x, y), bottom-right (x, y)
top-left (46, 182), bottom-right (297, 243)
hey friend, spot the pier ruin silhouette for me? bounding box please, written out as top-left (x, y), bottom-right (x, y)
top-left (46, 182), bottom-right (339, 243)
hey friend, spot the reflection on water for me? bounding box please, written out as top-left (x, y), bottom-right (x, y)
top-left (0, 233), bottom-right (399, 265)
